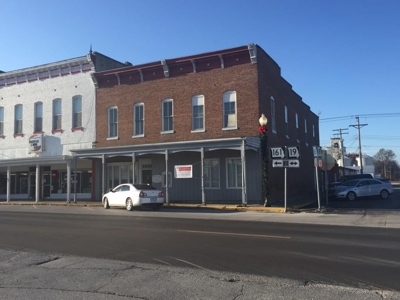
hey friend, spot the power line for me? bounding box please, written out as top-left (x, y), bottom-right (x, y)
top-left (320, 112), bottom-right (400, 123)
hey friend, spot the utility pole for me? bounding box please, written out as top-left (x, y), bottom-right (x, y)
top-left (332, 128), bottom-right (348, 176)
top-left (349, 116), bottom-right (367, 174)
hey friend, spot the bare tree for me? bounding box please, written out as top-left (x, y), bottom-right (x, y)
top-left (373, 148), bottom-right (399, 179)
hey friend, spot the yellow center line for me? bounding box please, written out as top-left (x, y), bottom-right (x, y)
top-left (178, 230), bottom-right (290, 239)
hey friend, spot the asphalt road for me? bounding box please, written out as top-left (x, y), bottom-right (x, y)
top-left (1, 209), bottom-right (400, 291)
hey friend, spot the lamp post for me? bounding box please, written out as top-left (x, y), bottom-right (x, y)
top-left (259, 114), bottom-right (270, 207)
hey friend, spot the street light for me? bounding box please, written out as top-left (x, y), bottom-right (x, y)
top-left (259, 114), bottom-right (270, 207)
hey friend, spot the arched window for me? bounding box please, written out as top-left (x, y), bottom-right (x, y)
top-left (34, 102), bottom-right (43, 132)
top-left (162, 99), bottom-right (173, 132)
top-left (192, 95), bottom-right (204, 131)
top-left (223, 91), bottom-right (236, 129)
top-left (52, 98), bottom-right (62, 131)
top-left (72, 96), bottom-right (82, 128)
top-left (133, 103), bottom-right (144, 137)
top-left (108, 106), bottom-right (118, 138)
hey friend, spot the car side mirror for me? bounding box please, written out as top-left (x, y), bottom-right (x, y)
top-left (109, 188), bottom-right (113, 192)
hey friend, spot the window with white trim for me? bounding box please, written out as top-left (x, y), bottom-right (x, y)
top-left (192, 95), bottom-right (204, 131)
top-left (226, 158), bottom-right (242, 188)
top-left (108, 106), bottom-right (118, 138)
top-left (295, 113), bottom-right (299, 141)
top-left (223, 91), bottom-right (237, 128)
top-left (52, 99), bottom-right (62, 131)
top-left (72, 96), bottom-right (82, 128)
top-left (270, 96), bottom-right (276, 133)
top-left (34, 102), bottom-right (43, 132)
top-left (162, 99), bottom-right (173, 132)
top-left (204, 159), bottom-right (220, 188)
top-left (134, 103), bottom-right (144, 136)
top-left (284, 106), bottom-right (289, 137)
top-left (0, 107), bottom-right (4, 136)
top-left (14, 104), bottom-right (23, 134)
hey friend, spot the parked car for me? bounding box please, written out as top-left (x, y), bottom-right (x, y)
top-left (328, 174), bottom-right (374, 197)
top-left (102, 183), bottom-right (164, 211)
top-left (334, 178), bottom-right (394, 201)
top-left (377, 178), bottom-right (391, 184)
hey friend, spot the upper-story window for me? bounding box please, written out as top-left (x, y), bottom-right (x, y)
top-left (305, 119), bottom-right (308, 145)
top-left (284, 106), bottom-right (289, 137)
top-left (133, 103), bottom-right (144, 137)
top-left (270, 96), bottom-right (276, 133)
top-left (162, 99), bottom-right (173, 133)
top-left (295, 113), bottom-right (299, 141)
top-left (14, 104), bottom-right (23, 135)
top-left (72, 96), bottom-right (82, 128)
top-left (313, 124), bottom-right (316, 143)
top-left (108, 106), bottom-right (118, 138)
top-left (223, 91), bottom-right (237, 129)
top-left (0, 107), bottom-right (4, 136)
top-left (52, 99), bottom-right (62, 132)
top-left (34, 102), bottom-right (43, 133)
top-left (192, 95), bottom-right (204, 131)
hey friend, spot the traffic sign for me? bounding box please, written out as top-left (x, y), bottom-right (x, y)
top-left (272, 160), bottom-right (284, 167)
top-left (287, 159), bottom-right (300, 168)
top-left (270, 147), bottom-right (285, 159)
top-left (287, 146), bottom-right (300, 158)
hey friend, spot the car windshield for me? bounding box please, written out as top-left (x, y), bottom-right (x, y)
top-left (133, 184), bottom-right (157, 190)
top-left (340, 180), bottom-right (359, 187)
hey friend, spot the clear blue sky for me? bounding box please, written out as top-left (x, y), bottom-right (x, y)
top-left (2, 0), bottom-right (400, 160)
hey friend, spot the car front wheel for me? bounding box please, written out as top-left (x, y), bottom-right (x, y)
top-left (103, 198), bottom-right (110, 209)
top-left (380, 189), bottom-right (389, 199)
top-left (347, 192), bottom-right (356, 201)
top-left (126, 198), bottom-right (133, 211)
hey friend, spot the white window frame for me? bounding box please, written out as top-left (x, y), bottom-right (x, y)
top-left (72, 96), bottom-right (82, 128)
top-left (295, 113), bottom-right (299, 142)
top-left (108, 106), bottom-right (118, 139)
top-left (161, 99), bottom-right (174, 133)
top-left (0, 107), bottom-right (4, 136)
top-left (52, 98), bottom-right (62, 131)
top-left (285, 106), bottom-right (289, 138)
top-left (14, 104), bottom-right (23, 134)
top-left (133, 103), bottom-right (144, 137)
top-left (226, 157), bottom-right (242, 189)
top-left (223, 91), bottom-right (237, 130)
top-left (191, 95), bottom-right (205, 132)
top-left (270, 96), bottom-right (276, 133)
top-left (204, 159), bottom-right (220, 189)
top-left (34, 102), bottom-right (43, 133)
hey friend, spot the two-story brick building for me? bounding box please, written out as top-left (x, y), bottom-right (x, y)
top-left (71, 44), bottom-right (320, 205)
top-left (0, 50), bottom-right (126, 202)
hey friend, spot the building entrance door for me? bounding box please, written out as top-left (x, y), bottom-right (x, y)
top-left (142, 170), bottom-right (152, 185)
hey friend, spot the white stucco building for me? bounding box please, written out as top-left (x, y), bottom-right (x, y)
top-left (0, 51), bottom-right (125, 201)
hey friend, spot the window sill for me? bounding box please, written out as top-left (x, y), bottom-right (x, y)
top-left (71, 127), bottom-right (84, 132)
top-left (161, 130), bottom-right (174, 135)
top-left (222, 127), bottom-right (238, 131)
top-left (33, 131), bottom-right (44, 135)
top-left (272, 129), bottom-right (277, 134)
top-left (52, 129), bottom-right (63, 134)
top-left (13, 133), bottom-right (24, 138)
top-left (132, 134), bottom-right (145, 138)
top-left (286, 135), bottom-right (289, 139)
top-left (0, 135), bottom-right (5, 139)
top-left (107, 136), bottom-right (119, 140)
top-left (205, 187), bottom-right (220, 190)
top-left (297, 139), bottom-right (300, 143)
top-left (191, 129), bottom-right (205, 133)
top-left (305, 143), bottom-right (309, 147)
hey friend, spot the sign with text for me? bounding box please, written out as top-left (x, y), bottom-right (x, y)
top-left (270, 147), bottom-right (285, 159)
top-left (174, 165), bottom-right (193, 178)
top-left (29, 134), bottom-right (44, 153)
top-left (287, 146), bottom-right (300, 158)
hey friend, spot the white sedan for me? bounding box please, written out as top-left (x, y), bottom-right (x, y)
top-left (102, 183), bottom-right (164, 211)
